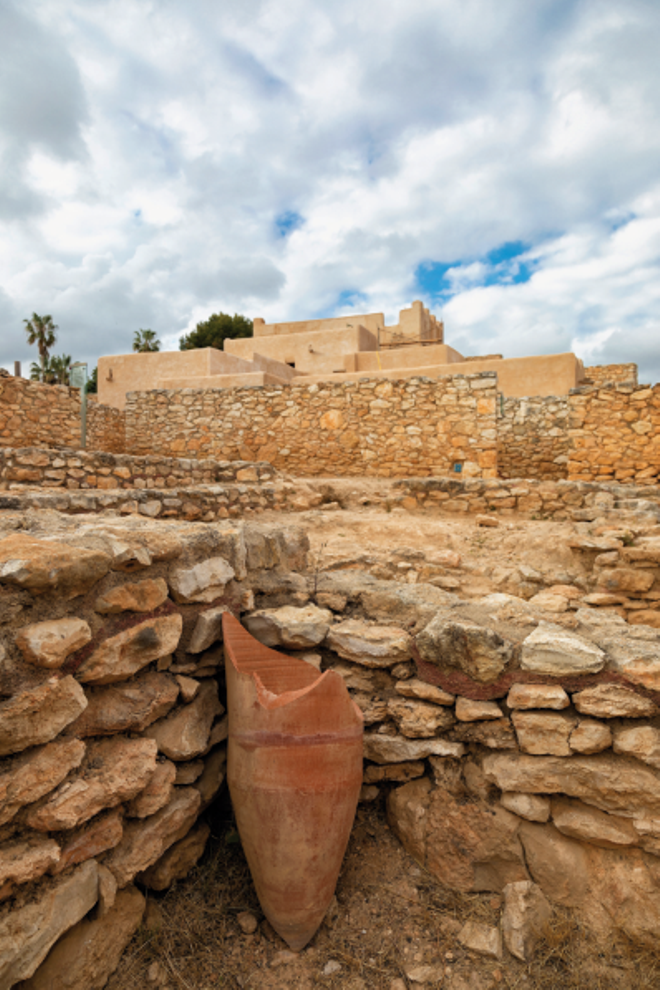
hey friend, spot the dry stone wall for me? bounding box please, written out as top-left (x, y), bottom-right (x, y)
top-left (0, 376), bottom-right (125, 454)
top-left (498, 396), bottom-right (569, 480)
top-left (125, 373), bottom-right (499, 479)
top-left (584, 363), bottom-right (638, 387)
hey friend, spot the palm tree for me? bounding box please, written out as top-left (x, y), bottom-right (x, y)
top-left (24, 314), bottom-right (58, 381)
top-left (30, 354), bottom-right (72, 385)
top-left (133, 328), bottom-right (161, 352)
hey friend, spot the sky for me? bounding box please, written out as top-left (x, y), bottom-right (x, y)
top-left (1, 0), bottom-right (660, 382)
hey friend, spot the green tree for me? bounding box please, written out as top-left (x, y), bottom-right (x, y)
top-left (24, 313), bottom-right (57, 381)
top-left (30, 353), bottom-right (72, 385)
top-left (86, 366), bottom-right (98, 394)
top-left (179, 312), bottom-right (252, 351)
top-left (133, 328), bottom-right (161, 352)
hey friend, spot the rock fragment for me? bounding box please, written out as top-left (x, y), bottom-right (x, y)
top-left (506, 684), bottom-right (569, 710)
top-left (387, 698), bottom-right (455, 738)
top-left (144, 681), bottom-right (224, 760)
top-left (187, 605), bottom-right (229, 653)
top-left (511, 711), bottom-right (578, 757)
top-left (326, 619), bottom-right (412, 666)
top-left (0, 676), bottom-right (87, 757)
top-left (67, 672), bottom-right (179, 736)
top-left (573, 684), bottom-right (658, 718)
top-left (417, 615), bottom-right (514, 683)
top-left (76, 613), bottom-right (183, 684)
top-left (455, 697), bottom-right (502, 721)
top-left (501, 881), bottom-right (552, 961)
top-left (244, 604), bottom-right (331, 648)
top-left (15, 618), bottom-right (92, 669)
top-left (169, 557), bottom-right (235, 603)
top-left (521, 622), bottom-right (605, 675)
top-left (95, 577), bottom-right (169, 613)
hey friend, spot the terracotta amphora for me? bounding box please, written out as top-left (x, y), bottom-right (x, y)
top-left (222, 612), bottom-right (363, 951)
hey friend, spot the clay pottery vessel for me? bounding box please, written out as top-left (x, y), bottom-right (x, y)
top-left (223, 612), bottom-right (363, 950)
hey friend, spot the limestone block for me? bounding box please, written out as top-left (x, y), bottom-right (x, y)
top-left (175, 674), bottom-right (200, 701)
top-left (0, 676), bottom-right (87, 756)
top-left (455, 697), bottom-right (503, 721)
top-left (394, 678), bottom-right (455, 705)
top-left (15, 617), bottom-right (92, 668)
top-left (94, 577), bottom-right (169, 613)
top-left (138, 821), bottom-right (210, 891)
top-left (52, 809), bottom-right (124, 874)
top-left (613, 724), bottom-right (660, 769)
top-left (521, 622), bottom-right (605, 675)
top-left (364, 732), bottom-right (464, 763)
top-left (0, 838), bottom-right (61, 890)
top-left (126, 760), bottom-right (177, 817)
top-left (187, 605), bottom-right (229, 653)
top-left (0, 534), bottom-right (111, 596)
top-left (0, 738), bottom-right (86, 826)
top-left (0, 860), bottom-right (99, 987)
top-left (451, 718), bottom-right (518, 750)
top-left (352, 693), bottom-right (388, 725)
top-left (244, 604), bottom-right (332, 649)
top-left (569, 719), bottom-right (612, 754)
top-left (169, 557), bottom-right (235, 603)
top-left (511, 711), bottom-right (578, 756)
top-left (106, 786), bottom-right (201, 887)
top-left (194, 746), bottom-right (227, 811)
top-left (506, 683), bottom-right (569, 710)
top-left (326, 618), bottom-right (412, 667)
top-left (528, 592), bottom-right (569, 613)
top-left (20, 885), bottom-right (145, 990)
top-left (500, 792), bottom-right (551, 822)
top-left (551, 796), bottom-right (638, 848)
top-left (67, 671), bottom-right (179, 736)
top-left (501, 881), bottom-right (552, 961)
top-left (27, 737), bottom-right (158, 831)
top-left (144, 680), bottom-right (224, 760)
top-left (387, 698), bottom-right (455, 738)
top-left (483, 751), bottom-right (660, 818)
top-left (572, 683), bottom-right (658, 718)
top-left (604, 634), bottom-right (660, 691)
top-left (457, 920), bottom-right (502, 959)
top-left (76, 613), bottom-right (183, 683)
top-left (597, 567), bottom-right (655, 594)
top-left (416, 615), bottom-right (514, 683)
top-left (329, 662), bottom-right (380, 692)
top-left (363, 761), bottom-right (426, 784)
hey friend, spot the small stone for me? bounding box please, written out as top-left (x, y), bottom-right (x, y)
top-left (0, 738), bottom-right (86, 826)
top-left (52, 808), bottom-right (124, 874)
top-left (95, 577), bottom-right (169, 613)
top-left (0, 534), bottom-right (110, 596)
top-left (76, 613), bottom-right (183, 684)
top-left (501, 881), bottom-right (552, 961)
top-left (175, 675), bottom-right (200, 702)
top-left (506, 684), bottom-right (570, 710)
top-left (569, 719), bottom-right (612, 754)
top-left (194, 747), bottom-right (227, 811)
top-left (97, 863), bottom-right (118, 918)
top-left (0, 676), bottom-right (87, 757)
top-left (323, 959), bottom-right (342, 975)
top-left (187, 605), bottom-right (229, 653)
top-left (387, 698), bottom-right (455, 738)
top-left (169, 557), bottom-right (235, 603)
top-left (395, 678), bottom-right (455, 705)
top-left (67, 671), bottom-right (179, 736)
top-left (138, 821), bottom-right (210, 891)
top-left (417, 615), bottom-right (514, 683)
top-left (326, 618), bottom-right (412, 667)
top-left (404, 963), bottom-right (446, 983)
top-left (15, 618), bottom-right (92, 669)
top-left (359, 784), bottom-right (380, 802)
top-left (476, 515), bottom-right (499, 527)
top-left (245, 604), bottom-right (332, 649)
top-left (573, 684), bottom-right (658, 718)
top-left (237, 911), bottom-right (259, 935)
top-left (455, 697), bottom-right (503, 721)
top-left (457, 920), bottom-right (502, 958)
top-left (391, 663), bottom-right (414, 680)
top-left (528, 592), bottom-right (569, 613)
top-left (0, 838), bottom-right (61, 889)
top-left (521, 622), bottom-right (605, 675)
top-left (127, 760), bottom-right (177, 818)
top-left (270, 950), bottom-right (299, 967)
top-left (363, 761), bottom-right (425, 784)
top-left (511, 711), bottom-right (578, 757)
top-left (364, 732), bottom-right (463, 763)
top-left (500, 792), bottom-right (551, 822)
top-left (552, 796), bottom-right (638, 848)
top-left (144, 681), bottom-right (224, 760)
top-left (613, 725), bottom-right (660, 769)
top-left (174, 760), bottom-right (205, 785)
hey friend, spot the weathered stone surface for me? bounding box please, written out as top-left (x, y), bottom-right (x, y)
top-left (205, 715), bottom-right (228, 750)
top-left (527, 592), bottom-right (569, 613)
top-left (602, 635), bottom-right (660, 691)
top-left (416, 615), bottom-right (514, 683)
top-left (387, 779), bottom-right (528, 892)
top-left (0, 535), bottom-right (111, 596)
top-left (352, 693), bottom-right (388, 725)
top-left (15, 618), bottom-right (92, 669)
top-left (94, 577), bottom-right (169, 614)
top-left (138, 821), bottom-right (210, 891)
top-left (551, 797), bottom-right (638, 848)
top-left (52, 809), bottom-right (124, 874)
top-left (450, 718), bottom-right (518, 750)
top-left (394, 678), bottom-right (455, 705)
top-left (597, 567), bottom-right (655, 594)
top-left (67, 671), bottom-right (179, 738)
top-left (0, 860), bottom-right (99, 987)
top-left (506, 684), bottom-right (570, 710)
top-left (569, 719), bottom-right (612, 754)
top-left (106, 786), bottom-right (201, 887)
top-left (455, 697), bottom-right (502, 722)
top-left (144, 681), bottom-right (224, 760)
top-left (613, 724), bottom-right (660, 769)
top-left (169, 557), bottom-right (235, 603)
top-left (572, 683), bottom-right (658, 718)
top-left (511, 711), bottom-right (578, 757)
top-left (20, 885), bottom-right (145, 990)
top-left (329, 662), bottom-right (381, 692)
top-left (363, 761), bottom-right (426, 784)
top-left (326, 619), bottom-right (412, 667)
top-left (501, 881), bottom-right (552, 962)
top-left (175, 674), bottom-right (200, 702)
top-left (244, 604), bottom-right (332, 649)
top-left (0, 838), bottom-right (60, 889)
top-left (364, 732), bottom-right (464, 763)
top-left (483, 752), bottom-right (660, 818)
top-left (27, 737), bottom-right (158, 831)
top-left (0, 676), bottom-right (87, 756)
top-left (457, 920), bottom-right (502, 959)
top-left (76, 613), bottom-right (183, 684)
top-left (500, 792), bottom-right (551, 823)
top-left (174, 760), bottom-right (204, 784)
top-left (194, 746), bottom-right (227, 811)
top-left (187, 605), bottom-right (229, 653)
top-left (387, 698), bottom-right (455, 738)
top-left (127, 760), bottom-right (177, 817)
top-left (521, 622), bottom-right (605, 675)
top-left (0, 738), bottom-right (86, 826)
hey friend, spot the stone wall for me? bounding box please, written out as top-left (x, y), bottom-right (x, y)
top-left (0, 375), bottom-right (125, 454)
top-left (568, 383), bottom-right (660, 483)
top-left (584, 363), bottom-right (638, 387)
top-left (125, 373), bottom-right (499, 479)
top-left (498, 396), bottom-right (569, 480)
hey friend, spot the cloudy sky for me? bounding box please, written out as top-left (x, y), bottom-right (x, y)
top-left (1, 0), bottom-right (660, 382)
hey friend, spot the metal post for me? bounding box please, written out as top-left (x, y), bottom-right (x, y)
top-left (13, 361), bottom-right (20, 377)
top-left (70, 362), bottom-right (88, 449)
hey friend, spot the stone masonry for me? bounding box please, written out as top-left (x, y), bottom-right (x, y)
top-left (498, 396), bottom-right (569, 481)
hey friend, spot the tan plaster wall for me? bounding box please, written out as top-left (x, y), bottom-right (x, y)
top-left (225, 325), bottom-right (378, 375)
top-left (157, 372), bottom-right (289, 389)
top-left (352, 343), bottom-right (464, 372)
top-left (253, 311), bottom-right (384, 336)
top-left (98, 349), bottom-right (224, 410)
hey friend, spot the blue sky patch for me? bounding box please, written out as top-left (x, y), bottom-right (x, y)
top-left (275, 210), bottom-right (303, 238)
top-left (415, 261), bottom-right (455, 297)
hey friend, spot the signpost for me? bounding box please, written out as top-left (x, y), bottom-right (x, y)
top-left (70, 362), bottom-right (88, 449)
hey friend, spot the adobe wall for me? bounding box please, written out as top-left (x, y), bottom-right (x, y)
top-left (124, 374), bottom-right (499, 479)
top-left (584, 363), bottom-right (638, 387)
top-left (225, 324), bottom-right (378, 376)
top-left (0, 374), bottom-right (125, 454)
top-left (568, 383), bottom-right (660, 484)
top-left (498, 396), bottom-right (570, 480)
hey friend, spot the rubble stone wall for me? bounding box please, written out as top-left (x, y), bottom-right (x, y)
top-left (584, 363), bottom-right (638, 387)
top-left (0, 375), bottom-right (125, 454)
top-left (498, 396), bottom-right (569, 480)
top-left (567, 383), bottom-right (660, 484)
top-left (124, 373), bottom-right (499, 479)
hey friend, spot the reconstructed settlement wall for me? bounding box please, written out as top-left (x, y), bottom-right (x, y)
top-left (0, 375), bottom-right (125, 454)
top-left (125, 374), bottom-right (499, 479)
top-left (498, 396), bottom-right (569, 481)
